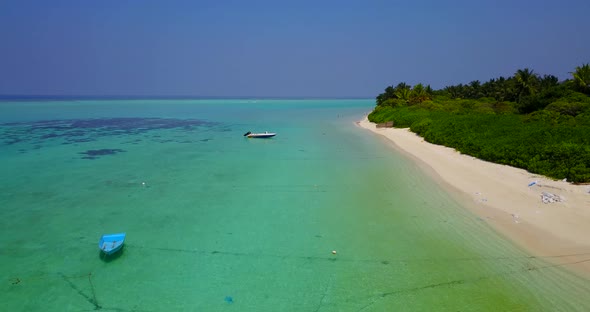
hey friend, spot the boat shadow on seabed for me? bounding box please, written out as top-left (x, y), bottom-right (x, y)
top-left (99, 246), bottom-right (125, 262)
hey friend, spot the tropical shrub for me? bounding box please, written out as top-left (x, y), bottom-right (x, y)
top-left (371, 65), bottom-right (590, 182)
top-left (545, 100), bottom-right (590, 117)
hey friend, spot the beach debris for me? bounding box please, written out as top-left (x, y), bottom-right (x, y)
top-left (141, 182), bottom-right (146, 186)
top-left (541, 192), bottom-right (563, 204)
top-left (332, 250), bottom-right (337, 255)
top-left (473, 192), bottom-right (488, 204)
top-left (474, 192), bottom-right (487, 203)
top-left (528, 181), bottom-right (538, 187)
top-left (511, 213), bottom-right (520, 224)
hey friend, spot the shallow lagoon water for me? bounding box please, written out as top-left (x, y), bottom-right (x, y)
top-left (1, 99), bottom-right (589, 311)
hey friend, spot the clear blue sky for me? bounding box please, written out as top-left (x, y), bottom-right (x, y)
top-left (1, 0), bottom-right (589, 98)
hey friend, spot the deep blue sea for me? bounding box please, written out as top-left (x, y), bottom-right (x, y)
top-left (1, 99), bottom-right (589, 311)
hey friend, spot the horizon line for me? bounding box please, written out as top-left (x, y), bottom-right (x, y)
top-left (0, 94), bottom-right (374, 101)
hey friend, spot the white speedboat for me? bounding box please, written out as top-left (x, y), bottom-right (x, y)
top-left (243, 131), bottom-right (276, 138)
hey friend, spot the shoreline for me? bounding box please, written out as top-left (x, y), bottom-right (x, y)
top-left (357, 116), bottom-right (590, 278)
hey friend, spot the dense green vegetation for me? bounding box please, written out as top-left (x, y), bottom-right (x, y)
top-left (369, 64), bottom-right (590, 183)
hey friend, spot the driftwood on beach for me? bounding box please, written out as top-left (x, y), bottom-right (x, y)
top-left (376, 121), bottom-right (394, 128)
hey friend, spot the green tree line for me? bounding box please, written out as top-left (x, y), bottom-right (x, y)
top-left (369, 64), bottom-right (590, 183)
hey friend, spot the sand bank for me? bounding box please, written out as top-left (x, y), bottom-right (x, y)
top-left (358, 117), bottom-right (590, 276)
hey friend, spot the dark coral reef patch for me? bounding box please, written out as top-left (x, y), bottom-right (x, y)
top-left (0, 117), bottom-right (221, 157)
top-left (79, 149), bottom-right (126, 160)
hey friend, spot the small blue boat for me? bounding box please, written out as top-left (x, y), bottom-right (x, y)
top-left (99, 233), bottom-right (126, 255)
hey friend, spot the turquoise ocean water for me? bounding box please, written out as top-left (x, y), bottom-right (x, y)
top-left (1, 99), bottom-right (589, 311)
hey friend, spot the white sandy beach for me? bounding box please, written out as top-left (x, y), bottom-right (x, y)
top-left (358, 117), bottom-right (590, 276)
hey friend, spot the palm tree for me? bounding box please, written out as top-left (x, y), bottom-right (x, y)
top-left (481, 79), bottom-right (495, 98)
top-left (540, 74), bottom-right (559, 90)
top-left (504, 77), bottom-right (518, 102)
top-left (376, 85), bottom-right (397, 105)
top-left (468, 80), bottom-right (483, 98)
top-left (395, 88), bottom-right (412, 102)
top-left (570, 63), bottom-right (590, 95)
top-left (394, 82), bottom-right (411, 92)
top-left (409, 83), bottom-right (431, 104)
top-left (425, 85), bottom-right (434, 97)
top-left (514, 68), bottom-right (539, 101)
top-left (443, 85), bottom-right (460, 99)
